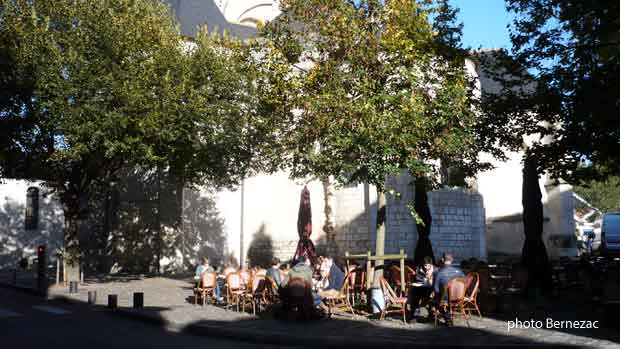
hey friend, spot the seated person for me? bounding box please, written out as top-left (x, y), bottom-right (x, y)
top-left (432, 253), bottom-right (465, 322)
top-left (318, 257), bottom-right (345, 296)
top-left (287, 256), bottom-right (313, 284)
top-left (195, 257), bottom-right (222, 302)
top-left (266, 257), bottom-right (283, 288)
top-left (409, 256), bottom-right (435, 319)
top-left (195, 256), bottom-right (214, 280)
top-left (281, 256), bottom-right (314, 311)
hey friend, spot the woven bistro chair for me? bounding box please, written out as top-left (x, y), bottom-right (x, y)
top-left (194, 271), bottom-right (217, 306)
top-left (464, 272), bottom-right (482, 318)
top-left (263, 276), bottom-right (280, 306)
top-left (239, 269), bottom-right (251, 289)
top-left (322, 271), bottom-right (356, 317)
top-left (388, 265), bottom-right (404, 296)
top-left (433, 277), bottom-right (468, 326)
top-left (347, 266), bottom-right (366, 305)
top-left (225, 272), bottom-right (245, 311)
top-left (243, 275), bottom-right (267, 315)
top-left (379, 277), bottom-right (408, 323)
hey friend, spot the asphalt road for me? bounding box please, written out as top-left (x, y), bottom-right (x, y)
top-left (0, 287), bottom-right (290, 349)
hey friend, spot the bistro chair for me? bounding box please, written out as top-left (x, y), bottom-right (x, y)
top-left (243, 275), bottom-right (267, 315)
top-left (388, 265), bottom-right (404, 296)
top-left (239, 269), bottom-right (252, 289)
top-left (464, 272), bottom-right (482, 318)
top-left (347, 266), bottom-right (366, 305)
top-left (225, 272), bottom-right (245, 311)
top-left (194, 271), bottom-right (217, 306)
top-left (433, 277), bottom-right (468, 326)
top-left (323, 272), bottom-right (356, 317)
top-left (264, 276), bottom-right (280, 306)
top-left (379, 277), bottom-right (408, 323)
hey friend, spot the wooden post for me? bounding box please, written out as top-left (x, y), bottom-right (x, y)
top-left (366, 250), bottom-right (372, 290)
top-left (400, 249), bottom-right (405, 296)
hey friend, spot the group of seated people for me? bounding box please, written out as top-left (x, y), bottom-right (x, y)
top-left (194, 251), bottom-right (467, 323)
top-left (408, 252), bottom-right (465, 323)
top-left (266, 255), bottom-right (346, 315)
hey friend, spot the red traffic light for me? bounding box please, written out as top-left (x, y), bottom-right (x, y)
top-left (37, 245), bottom-right (45, 253)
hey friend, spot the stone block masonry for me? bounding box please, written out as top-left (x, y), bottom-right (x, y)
top-left (429, 188), bottom-right (486, 262)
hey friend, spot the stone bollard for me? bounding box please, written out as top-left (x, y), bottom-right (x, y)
top-left (69, 281), bottom-right (79, 293)
top-left (133, 292), bottom-right (144, 309)
top-left (88, 291), bottom-right (97, 305)
top-left (108, 294), bottom-right (118, 309)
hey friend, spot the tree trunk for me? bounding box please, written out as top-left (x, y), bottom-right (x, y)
top-left (413, 176), bottom-right (435, 265)
top-left (375, 188), bottom-right (387, 267)
top-left (522, 155), bottom-right (552, 297)
top-left (321, 177), bottom-right (337, 255)
top-left (62, 192), bottom-right (81, 283)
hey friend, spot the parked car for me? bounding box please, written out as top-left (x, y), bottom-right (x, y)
top-left (601, 212), bottom-right (620, 255)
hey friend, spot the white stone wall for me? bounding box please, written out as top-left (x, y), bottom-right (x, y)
top-left (478, 149), bottom-right (577, 260)
top-left (0, 180), bottom-right (64, 269)
top-left (207, 171), bottom-right (326, 265)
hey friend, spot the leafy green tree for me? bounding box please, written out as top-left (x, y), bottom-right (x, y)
top-left (0, 0), bottom-right (276, 278)
top-left (482, 0), bottom-right (620, 181)
top-left (574, 175), bottom-right (620, 214)
top-left (258, 0), bottom-right (491, 263)
top-left (480, 0), bottom-right (620, 295)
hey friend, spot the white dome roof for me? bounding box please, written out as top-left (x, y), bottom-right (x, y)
top-left (214, 0), bottom-right (280, 27)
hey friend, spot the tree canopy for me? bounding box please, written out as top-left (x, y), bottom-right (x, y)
top-left (256, 0), bottom-right (494, 261)
top-left (0, 0), bottom-right (277, 276)
top-left (481, 0), bottom-right (620, 182)
top-left (259, 0), bottom-right (489, 189)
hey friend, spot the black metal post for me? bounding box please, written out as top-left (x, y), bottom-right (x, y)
top-left (69, 281), bottom-right (78, 293)
top-left (88, 291), bottom-right (97, 305)
top-left (37, 245), bottom-right (47, 294)
top-left (108, 294), bottom-right (118, 309)
top-left (133, 292), bottom-right (144, 309)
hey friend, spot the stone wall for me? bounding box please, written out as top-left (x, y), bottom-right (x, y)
top-left (328, 175), bottom-right (487, 263)
top-left (384, 173), bottom-right (417, 257)
top-left (428, 188), bottom-right (487, 262)
top-left (332, 183), bottom-right (372, 255)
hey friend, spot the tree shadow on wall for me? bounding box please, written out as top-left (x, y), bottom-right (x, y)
top-left (82, 168), bottom-right (162, 275)
top-left (246, 223), bottom-right (274, 268)
top-left (179, 188), bottom-right (226, 271)
top-left (0, 195), bottom-right (64, 270)
top-left (80, 169), bottom-right (226, 276)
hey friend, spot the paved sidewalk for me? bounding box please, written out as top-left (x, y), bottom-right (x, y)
top-left (27, 276), bottom-right (618, 347)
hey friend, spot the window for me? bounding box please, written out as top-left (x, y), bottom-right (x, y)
top-left (25, 187), bottom-right (39, 230)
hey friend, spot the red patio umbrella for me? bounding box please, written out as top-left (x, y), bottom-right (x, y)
top-left (293, 185), bottom-right (317, 264)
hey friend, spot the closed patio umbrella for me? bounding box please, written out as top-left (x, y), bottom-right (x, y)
top-left (293, 186), bottom-right (317, 264)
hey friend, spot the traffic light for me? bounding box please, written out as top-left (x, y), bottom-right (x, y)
top-left (37, 244), bottom-right (47, 292)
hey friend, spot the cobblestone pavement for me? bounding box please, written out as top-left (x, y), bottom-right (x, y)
top-left (33, 276), bottom-right (619, 347)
